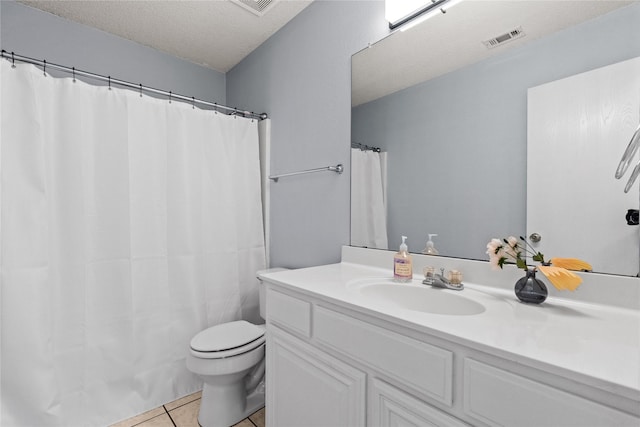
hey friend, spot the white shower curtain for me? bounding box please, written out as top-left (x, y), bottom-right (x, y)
top-left (350, 148), bottom-right (388, 250)
top-left (0, 61), bottom-right (266, 426)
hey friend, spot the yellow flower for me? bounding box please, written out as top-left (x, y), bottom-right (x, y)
top-left (538, 266), bottom-right (582, 291)
top-left (549, 258), bottom-right (592, 271)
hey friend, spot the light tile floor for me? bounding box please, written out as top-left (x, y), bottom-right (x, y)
top-left (110, 391), bottom-right (265, 427)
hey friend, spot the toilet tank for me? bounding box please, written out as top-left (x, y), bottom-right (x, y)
top-left (257, 268), bottom-right (289, 320)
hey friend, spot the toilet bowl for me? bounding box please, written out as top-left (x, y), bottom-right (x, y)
top-left (186, 268), bottom-right (287, 427)
top-left (186, 321), bottom-right (266, 427)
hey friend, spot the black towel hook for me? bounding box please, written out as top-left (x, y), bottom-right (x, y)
top-left (72, 66), bottom-right (76, 82)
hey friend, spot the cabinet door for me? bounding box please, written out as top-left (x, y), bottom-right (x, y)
top-left (370, 379), bottom-right (469, 427)
top-left (266, 327), bottom-right (366, 427)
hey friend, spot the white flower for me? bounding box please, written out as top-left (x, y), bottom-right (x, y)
top-left (486, 238), bottom-right (503, 255)
top-left (486, 238), bottom-right (504, 270)
top-left (504, 235), bottom-right (520, 259)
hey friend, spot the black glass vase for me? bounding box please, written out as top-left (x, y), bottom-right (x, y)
top-left (514, 268), bottom-right (548, 304)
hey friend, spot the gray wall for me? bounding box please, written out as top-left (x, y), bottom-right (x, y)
top-left (352, 3), bottom-right (640, 260)
top-left (1, 0), bottom-right (226, 104)
top-left (227, 0), bottom-right (388, 268)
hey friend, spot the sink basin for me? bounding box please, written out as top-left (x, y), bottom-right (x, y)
top-left (349, 280), bottom-right (486, 316)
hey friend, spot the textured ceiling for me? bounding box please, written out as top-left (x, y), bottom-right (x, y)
top-left (352, 0), bottom-right (636, 106)
top-left (19, 0), bottom-right (313, 73)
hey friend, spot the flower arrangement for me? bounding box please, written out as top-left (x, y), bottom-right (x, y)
top-left (486, 236), bottom-right (592, 291)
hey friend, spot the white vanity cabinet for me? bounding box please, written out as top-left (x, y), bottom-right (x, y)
top-left (264, 283), bottom-right (640, 427)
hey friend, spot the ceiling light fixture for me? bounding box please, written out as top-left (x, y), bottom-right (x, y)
top-left (386, 0), bottom-right (462, 31)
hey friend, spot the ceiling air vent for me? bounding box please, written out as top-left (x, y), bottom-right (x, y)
top-left (231, 0), bottom-right (276, 16)
top-left (482, 27), bottom-right (525, 49)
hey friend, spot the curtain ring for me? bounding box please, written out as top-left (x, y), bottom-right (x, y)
top-left (43, 59), bottom-right (47, 76)
top-left (169, 91), bottom-right (172, 104)
top-left (72, 66), bottom-right (76, 82)
top-left (11, 51), bottom-right (16, 68)
top-left (139, 83), bottom-right (143, 97)
top-left (214, 102), bottom-right (218, 114)
top-left (108, 76), bottom-right (112, 90)
top-left (192, 96), bottom-right (195, 109)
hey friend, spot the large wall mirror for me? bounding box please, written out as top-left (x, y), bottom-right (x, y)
top-left (351, 0), bottom-right (640, 276)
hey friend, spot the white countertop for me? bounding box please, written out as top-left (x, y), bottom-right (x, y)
top-left (260, 259), bottom-right (640, 401)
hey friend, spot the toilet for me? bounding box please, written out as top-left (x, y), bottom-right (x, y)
top-left (186, 268), bottom-right (286, 427)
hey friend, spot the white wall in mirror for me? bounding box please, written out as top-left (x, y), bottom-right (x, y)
top-left (528, 56), bottom-right (640, 276)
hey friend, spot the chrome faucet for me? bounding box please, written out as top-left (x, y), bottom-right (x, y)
top-left (422, 268), bottom-right (464, 291)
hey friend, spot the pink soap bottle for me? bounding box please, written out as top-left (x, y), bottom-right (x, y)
top-left (393, 236), bottom-right (412, 283)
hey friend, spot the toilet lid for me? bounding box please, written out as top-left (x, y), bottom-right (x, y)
top-left (190, 320), bottom-right (265, 354)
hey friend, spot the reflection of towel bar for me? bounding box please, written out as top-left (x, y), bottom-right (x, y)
top-left (269, 164), bottom-right (343, 182)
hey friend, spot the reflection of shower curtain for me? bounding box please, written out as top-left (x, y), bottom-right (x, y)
top-left (351, 148), bottom-right (388, 249)
top-left (1, 61), bottom-right (266, 426)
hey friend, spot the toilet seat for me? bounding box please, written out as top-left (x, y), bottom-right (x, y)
top-left (190, 320), bottom-right (265, 359)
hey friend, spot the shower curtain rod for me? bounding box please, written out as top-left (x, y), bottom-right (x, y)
top-left (351, 142), bottom-right (381, 152)
top-left (1, 50), bottom-right (268, 121)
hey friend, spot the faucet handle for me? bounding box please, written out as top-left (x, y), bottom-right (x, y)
top-left (448, 269), bottom-right (463, 285)
top-left (422, 266), bottom-right (435, 285)
top-left (423, 266), bottom-right (435, 278)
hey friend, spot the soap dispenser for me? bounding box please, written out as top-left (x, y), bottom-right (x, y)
top-left (394, 236), bottom-right (413, 282)
top-left (422, 234), bottom-right (439, 255)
